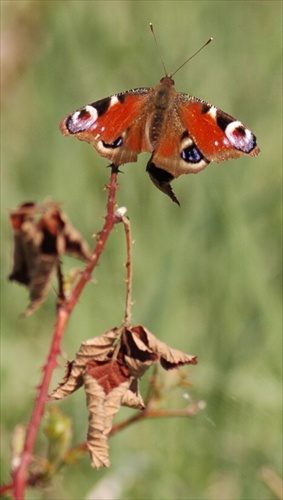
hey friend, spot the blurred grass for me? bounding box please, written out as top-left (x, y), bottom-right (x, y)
top-left (1, 1), bottom-right (282, 499)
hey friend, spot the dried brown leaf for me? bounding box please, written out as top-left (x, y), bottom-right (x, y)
top-left (51, 361), bottom-right (84, 401)
top-left (51, 330), bottom-right (121, 401)
top-left (86, 355), bottom-right (131, 395)
top-left (132, 325), bottom-right (198, 368)
top-left (84, 372), bottom-right (131, 468)
top-left (39, 207), bottom-right (90, 260)
top-left (52, 324), bottom-right (197, 468)
top-left (123, 325), bottom-right (198, 375)
top-left (9, 202), bottom-right (90, 315)
top-left (77, 329), bottom-right (119, 362)
top-left (9, 203), bottom-right (59, 315)
top-left (121, 379), bottom-right (145, 410)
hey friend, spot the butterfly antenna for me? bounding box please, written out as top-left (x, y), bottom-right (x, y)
top-left (149, 23), bottom-right (168, 76)
top-left (171, 37), bottom-right (213, 77)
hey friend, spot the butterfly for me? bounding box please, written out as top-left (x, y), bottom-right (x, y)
top-left (59, 43), bottom-right (260, 205)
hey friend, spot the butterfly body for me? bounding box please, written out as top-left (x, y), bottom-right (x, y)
top-left (60, 74), bottom-right (260, 204)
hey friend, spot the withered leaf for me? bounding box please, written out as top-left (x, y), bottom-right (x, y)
top-left (9, 202), bottom-right (90, 315)
top-left (128, 325), bottom-right (198, 370)
top-left (84, 373), bottom-right (131, 468)
top-left (121, 379), bottom-right (145, 410)
top-left (51, 325), bottom-right (197, 469)
top-left (51, 329), bottom-right (120, 401)
top-left (50, 360), bottom-right (84, 401)
top-left (86, 354), bottom-right (131, 395)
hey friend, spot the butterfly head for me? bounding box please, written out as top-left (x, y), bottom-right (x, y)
top-left (159, 75), bottom-right (175, 86)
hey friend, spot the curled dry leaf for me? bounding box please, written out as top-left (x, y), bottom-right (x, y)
top-left (8, 202), bottom-right (90, 315)
top-left (128, 325), bottom-right (198, 371)
top-left (51, 325), bottom-right (197, 469)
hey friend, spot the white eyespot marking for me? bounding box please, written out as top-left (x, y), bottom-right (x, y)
top-left (179, 156), bottom-right (209, 173)
top-left (214, 140), bottom-right (219, 146)
top-left (85, 105), bottom-right (98, 117)
top-left (101, 126), bottom-right (105, 132)
top-left (96, 131), bottom-right (125, 153)
top-left (110, 95), bottom-right (119, 106)
top-left (226, 120), bottom-right (242, 133)
top-left (96, 140), bottom-right (108, 153)
top-left (207, 106), bottom-right (217, 119)
top-left (67, 105), bottom-right (98, 134)
top-left (180, 134), bottom-right (194, 150)
top-left (225, 121), bottom-right (256, 153)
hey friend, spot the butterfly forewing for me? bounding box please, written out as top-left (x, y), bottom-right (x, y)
top-left (60, 90), bottom-right (152, 165)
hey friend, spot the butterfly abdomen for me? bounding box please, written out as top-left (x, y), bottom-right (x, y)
top-left (148, 78), bottom-right (176, 147)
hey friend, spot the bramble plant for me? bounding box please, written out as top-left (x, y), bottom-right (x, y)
top-left (2, 4), bottom-right (281, 500)
top-left (2, 168), bottom-right (204, 500)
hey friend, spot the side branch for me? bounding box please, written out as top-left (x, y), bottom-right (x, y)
top-left (121, 214), bottom-right (133, 326)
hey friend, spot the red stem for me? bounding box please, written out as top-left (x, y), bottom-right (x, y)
top-left (0, 483), bottom-right (13, 496)
top-left (12, 169), bottom-right (119, 500)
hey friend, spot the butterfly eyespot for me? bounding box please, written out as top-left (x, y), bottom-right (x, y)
top-left (102, 136), bottom-right (123, 149)
top-left (66, 105), bottom-right (98, 134)
top-left (225, 121), bottom-right (257, 153)
top-left (181, 144), bottom-right (204, 163)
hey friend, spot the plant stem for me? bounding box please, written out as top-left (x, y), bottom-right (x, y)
top-left (12, 168), bottom-right (120, 500)
top-left (110, 404), bottom-right (203, 436)
top-left (122, 215), bottom-right (133, 326)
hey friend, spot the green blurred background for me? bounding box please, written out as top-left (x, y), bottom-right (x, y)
top-left (1, 1), bottom-right (282, 499)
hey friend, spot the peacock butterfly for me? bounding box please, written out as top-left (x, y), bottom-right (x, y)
top-left (59, 37), bottom-right (260, 205)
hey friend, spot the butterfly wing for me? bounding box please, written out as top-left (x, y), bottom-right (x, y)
top-left (145, 94), bottom-right (260, 204)
top-left (150, 95), bottom-right (259, 175)
top-left (59, 89), bottom-right (153, 165)
top-left (60, 81), bottom-right (260, 205)
top-left (178, 96), bottom-right (260, 160)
